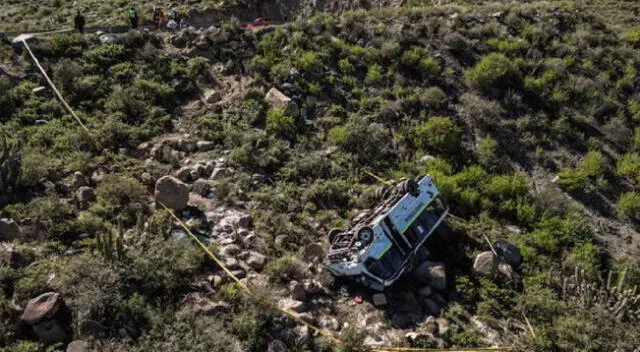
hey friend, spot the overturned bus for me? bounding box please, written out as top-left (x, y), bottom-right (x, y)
top-left (326, 175), bottom-right (448, 291)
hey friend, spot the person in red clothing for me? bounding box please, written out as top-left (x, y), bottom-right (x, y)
top-left (152, 7), bottom-right (165, 30)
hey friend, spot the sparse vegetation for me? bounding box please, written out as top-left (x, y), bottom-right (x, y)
top-left (2, 1), bottom-right (640, 351)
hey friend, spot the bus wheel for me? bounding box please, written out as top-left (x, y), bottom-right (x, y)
top-left (374, 185), bottom-right (390, 200)
top-left (398, 179), bottom-right (419, 197)
top-left (356, 226), bottom-right (374, 245)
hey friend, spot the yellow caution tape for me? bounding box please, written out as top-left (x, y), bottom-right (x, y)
top-left (21, 39), bottom-right (91, 134)
top-left (21, 32), bottom-right (525, 352)
top-left (159, 202), bottom-right (343, 344)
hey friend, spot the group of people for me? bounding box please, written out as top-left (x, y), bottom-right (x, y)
top-left (72, 6), bottom-right (190, 34)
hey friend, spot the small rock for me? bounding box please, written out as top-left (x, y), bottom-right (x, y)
top-left (279, 297), bottom-right (306, 313)
top-left (493, 239), bottom-right (522, 267)
top-left (197, 140), bottom-right (215, 151)
top-left (372, 293), bottom-right (388, 307)
top-left (21, 292), bottom-right (62, 325)
top-left (301, 243), bottom-right (324, 262)
top-left (423, 316), bottom-right (439, 334)
top-left (229, 270), bottom-right (246, 279)
top-left (498, 263), bottom-right (516, 280)
top-left (191, 178), bottom-right (212, 196)
top-left (154, 176), bottom-right (190, 211)
top-left (437, 318), bottom-right (449, 337)
top-left (210, 167), bottom-right (232, 180)
top-left (207, 274), bottom-right (222, 287)
top-left (473, 251), bottom-right (497, 276)
top-left (303, 279), bottom-right (322, 294)
top-left (67, 340), bottom-right (89, 352)
top-left (246, 251), bottom-right (266, 270)
top-left (71, 172), bottom-right (88, 189)
top-left (0, 218), bottom-right (22, 241)
top-left (413, 261), bottom-right (447, 291)
top-left (222, 244), bottom-right (242, 256)
top-left (292, 325), bottom-right (311, 345)
top-left (175, 166), bottom-right (193, 182)
top-left (140, 172), bottom-right (154, 185)
top-left (238, 214), bottom-right (252, 229)
top-left (551, 175), bottom-right (560, 183)
top-left (290, 281), bottom-right (307, 301)
top-left (224, 257), bottom-right (240, 270)
top-left (75, 186), bottom-right (96, 209)
top-left (265, 87), bottom-right (300, 118)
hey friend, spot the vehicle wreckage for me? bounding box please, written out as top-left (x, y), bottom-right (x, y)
top-left (326, 175), bottom-right (448, 291)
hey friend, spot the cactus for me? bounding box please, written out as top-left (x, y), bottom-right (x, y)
top-left (0, 133), bottom-right (21, 206)
top-left (562, 266), bottom-right (640, 321)
top-left (96, 222), bottom-right (126, 261)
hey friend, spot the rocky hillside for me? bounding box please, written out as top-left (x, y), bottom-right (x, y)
top-left (2, 2), bottom-right (640, 352)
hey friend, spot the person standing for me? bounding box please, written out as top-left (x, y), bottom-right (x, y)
top-left (128, 7), bottom-right (139, 29)
top-left (152, 7), bottom-right (165, 30)
top-left (74, 11), bottom-right (85, 33)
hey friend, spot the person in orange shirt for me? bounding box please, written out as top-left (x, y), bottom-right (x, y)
top-left (152, 7), bottom-right (165, 30)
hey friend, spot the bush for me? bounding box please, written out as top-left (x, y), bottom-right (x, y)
top-left (93, 173), bottom-right (148, 223)
top-left (617, 192), bottom-right (640, 218)
top-left (264, 256), bottom-right (309, 283)
top-left (266, 109), bottom-right (296, 139)
top-left (624, 26), bottom-right (640, 47)
top-left (556, 168), bottom-right (589, 192)
top-left (414, 116), bottom-right (461, 154)
top-left (422, 87), bottom-right (447, 108)
top-left (465, 53), bottom-right (520, 92)
top-left (616, 152), bottom-right (640, 182)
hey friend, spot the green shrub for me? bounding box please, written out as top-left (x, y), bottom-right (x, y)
top-left (487, 37), bottom-right (530, 53)
top-left (93, 173), bottom-right (148, 223)
top-left (465, 53), bottom-right (520, 92)
top-left (418, 57), bottom-right (440, 79)
top-left (327, 126), bottom-right (349, 144)
top-left (414, 116), bottom-right (461, 154)
top-left (266, 109), bottom-right (296, 139)
top-left (624, 26), bottom-right (640, 47)
top-left (617, 192), bottom-right (640, 218)
top-left (365, 64), bottom-right (383, 85)
top-left (264, 256), bottom-right (309, 283)
top-left (477, 136), bottom-right (497, 168)
top-left (422, 87), bottom-right (447, 108)
top-left (556, 168), bottom-right (589, 192)
top-left (580, 150), bottom-right (606, 178)
top-left (616, 152), bottom-right (640, 181)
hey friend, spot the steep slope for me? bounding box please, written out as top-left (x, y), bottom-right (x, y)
top-left (1, 2), bottom-right (640, 352)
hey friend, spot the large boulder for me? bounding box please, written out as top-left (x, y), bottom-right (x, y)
top-left (154, 176), bottom-right (189, 211)
top-left (265, 87), bottom-right (300, 118)
top-left (21, 292), bottom-right (63, 325)
top-left (245, 251), bottom-right (266, 270)
top-left (473, 251), bottom-right (497, 276)
top-left (413, 261), bottom-right (447, 291)
top-left (0, 218), bottom-right (22, 241)
top-left (493, 239), bottom-right (522, 267)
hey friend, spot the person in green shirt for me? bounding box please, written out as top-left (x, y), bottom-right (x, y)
top-left (128, 7), bottom-right (138, 29)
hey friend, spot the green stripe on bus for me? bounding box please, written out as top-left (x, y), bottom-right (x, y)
top-left (376, 243), bottom-right (392, 259)
top-left (400, 198), bottom-right (435, 233)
